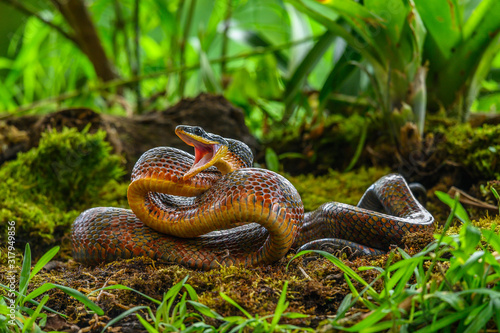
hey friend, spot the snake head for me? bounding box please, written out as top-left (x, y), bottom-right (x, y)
top-left (176, 125), bottom-right (229, 180)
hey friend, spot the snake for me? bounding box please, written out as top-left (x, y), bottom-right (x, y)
top-left (72, 125), bottom-right (434, 270)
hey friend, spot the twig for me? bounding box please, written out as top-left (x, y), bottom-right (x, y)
top-left (0, 0), bottom-right (78, 45)
top-left (299, 266), bottom-right (312, 281)
top-left (133, 0), bottom-right (142, 114)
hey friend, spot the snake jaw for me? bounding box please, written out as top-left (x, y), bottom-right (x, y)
top-left (176, 126), bottom-right (229, 180)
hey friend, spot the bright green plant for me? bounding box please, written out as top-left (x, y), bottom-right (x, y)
top-left (95, 277), bottom-right (312, 332)
top-left (0, 244), bottom-right (103, 333)
top-left (286, 0), bottom-right (428, 137)
top-left (415, 0), bottom-right (500, 121)
top-left (216, 281), bottom-right (312, 332)
top-left (290, 194), bottom-right (500, 331)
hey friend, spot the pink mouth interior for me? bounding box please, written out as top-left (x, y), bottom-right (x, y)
top-left (192, 142), bottom-right (217, 170)
top-left (177, 131), bottom-right (220, 175)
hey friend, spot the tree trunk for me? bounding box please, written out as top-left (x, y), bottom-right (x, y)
top-left (51, 0), bottom-right (119, 82)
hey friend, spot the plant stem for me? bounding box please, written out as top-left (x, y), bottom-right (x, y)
top-left (133, 0), bottom-right (142, 114)
top-left (0, 0), bottom-right (78, 45)
top-left (179, 0), bottom-right (197, 97)
top-left (113, 0), bottom-right (133, 77)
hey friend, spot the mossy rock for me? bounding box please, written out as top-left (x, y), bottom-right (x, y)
top-left (441, 123), bottom-right (500, 181)
top-left (0, 127), bottom-right (128, 257)
top-left (287, 166), bottom-right (391, 212)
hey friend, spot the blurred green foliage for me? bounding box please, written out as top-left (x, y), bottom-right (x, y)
top-left (0, 0), bottom-right (499, 142)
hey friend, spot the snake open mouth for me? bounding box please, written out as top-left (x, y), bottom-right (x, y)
top-left (175, 126), bottom-right (228, 180)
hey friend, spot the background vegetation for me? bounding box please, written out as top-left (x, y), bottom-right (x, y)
top-left (1, 0), bottom-right (500, 141)
top-left (1, 0), bottom-right (500, 332)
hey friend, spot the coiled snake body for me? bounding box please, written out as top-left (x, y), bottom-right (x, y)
top-left (72, 125), bottom-right (434, 270)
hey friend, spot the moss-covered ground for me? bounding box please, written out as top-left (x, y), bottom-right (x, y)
top-left (0, 123), bottom-right (499, 332)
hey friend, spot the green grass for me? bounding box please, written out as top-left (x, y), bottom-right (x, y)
top-left (0, 244), bottom-right (103, 333)
top-left (93, 277), bottom-right (313, 333)
top-left (290, 193), bottom-right (500, 332)
top-left (1, 191), bottom-right (499, 332)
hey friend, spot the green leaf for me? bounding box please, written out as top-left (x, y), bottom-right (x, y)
top-left (29, 246), bottom-right (59, 282)
top-left (220, 292), bottom-right (252, 319)
top-left (434, 191), bottom-right (471, 224)
top-left (492, 298), bottom-right (500, 329)
top-left (269, 281), bottom-right (289, 332)
top-left (283, 31), bottom-right (336, 114)
top-left (428, 291), bottom-right (466, 311)
top-left (24, 283), bottom-right (103, 315)
top-left (491, 186), bottom-right (500, 203)
top-left (18, 244), bottom-right (32, 305)
top-left (318, 46), bottom-right (361, 108)
top-left (464, 302), bottom-right (488, 327)
top-left (199, 48), bottom-right (222, 94)
top-left (101, 306), bottom-right (150, 333)
top-left (92, 285), bottom-right (161, 305)
top-left (285, 0), bottom-right (382, 68)
top-left (281, 312), bottom-right (309, 319)
top-left (286, 3), bottom-right (314, 74)
top-left (187, 300), bottom-right (223, 320)
top-left (346, 303), bottom-right (392, 331)
top-left (227, 27), bottom-right (289, 71)
top-left (481, 229), bottom-right (500, 254)
top-left (288, 250), bottom-right (379, 299)
top-left (265, 147), bottom-right (280, 172)
top-left (136, 313), bottom-right (159, 333)
top-left (414, 309), bottom-right (470, 333)
top-left (414, 0), bottom-right (462, 60)
top-left (364, 0), bottom-right (409, 42)
top-left (460, 224), bottom-right (482, 254)
top-left (22, 294), bottom-right (49, 333)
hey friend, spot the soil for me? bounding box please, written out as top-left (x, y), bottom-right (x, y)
top-left (0, 230), bottom-right (435, 332)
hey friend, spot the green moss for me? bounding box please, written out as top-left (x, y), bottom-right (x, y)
top-left (441, 123), bottom-right (500, 180)
top-left (0, 127), bottom-right (127, 253)
top-left (286, 166), bottom-right (391, 212)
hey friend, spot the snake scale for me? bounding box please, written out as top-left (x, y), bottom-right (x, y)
top-left (72, 125), bottom-right (434, 270)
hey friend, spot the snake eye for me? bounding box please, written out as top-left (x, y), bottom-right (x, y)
top-left (192, 127), bottom-right (204, 136)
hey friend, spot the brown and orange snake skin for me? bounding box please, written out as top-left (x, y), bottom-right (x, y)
top-left (72, 125), bottom-right (434, 270)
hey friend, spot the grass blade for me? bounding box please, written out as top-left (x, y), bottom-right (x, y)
top-left (220, 292), bottom-right (252, 319)
top-left (23, 283), bottom-right (103, 315)
top-left (199, 47), bottom-right (222, 94)
top-left (91, 285), bottom-right (161, 305)
top-left (136, 313), bottom-right (158, 333)
top-left (414, 310), bottom-right (471, 333)
top-left (283, 31), bottom-right (336, 113)
top-left (289, 250), bottom-right (379, 298)
top-left (435, 191), bottom-right (471, 224)
top-left (21, 294), bottom-right (48, 333)
top-left (18, 244), bottom-right (32, 305)
top-left (187, 300), bottom-right (223, 320)
top-left (269, 281), bottom-right (289, 331)
top-left (29, 246), bottom-right (59, 281)
top-left (100, 306), bottom-right (149, 333)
